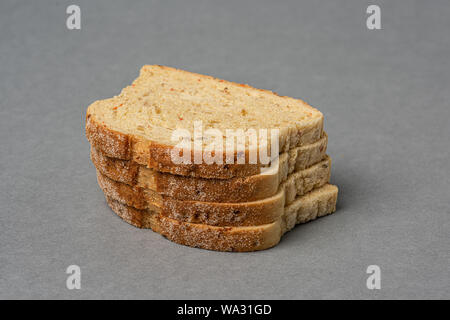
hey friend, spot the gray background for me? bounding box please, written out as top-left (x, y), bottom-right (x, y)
top-left (1, 0), bottom-right (449, 300)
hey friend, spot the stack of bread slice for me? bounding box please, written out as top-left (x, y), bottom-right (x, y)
top-left (86, 65), bottom-right (338, 252)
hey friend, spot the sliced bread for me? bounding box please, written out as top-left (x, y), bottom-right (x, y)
top-left (95, 156), bottom-right (331, 226)
top-left (91, 133), bottom-right (328, 202)
top-left (86, 65), bottom-right (324, 179)
top-left (104, 184), bottom-right (338, 251)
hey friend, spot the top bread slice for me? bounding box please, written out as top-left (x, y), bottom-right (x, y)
top-left (86, 65), bottom-right (324, 179)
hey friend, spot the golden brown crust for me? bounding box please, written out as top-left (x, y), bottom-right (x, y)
top-left (105, 195), bottom-right (281, 252)
top-left (90, 133), bottom-right (328, 202)
top-left (94, 156), bottom-right (331, 226)
top-left (91, 146), bottom-right (278, 203)
top-left (105, 193), bottom-right (148, 228)
top-left (97, 170), bottom-right (284, 226)
top-left (91, 146), bottom-right (141, 185)
top-left (85, 114), bottom-right (131, 160)
top-left (156, 216), bottom-right (281, 252)
top-left (103, 183), bottom-right (338, 252)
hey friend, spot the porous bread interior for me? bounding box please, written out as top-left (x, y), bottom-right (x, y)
top-left (88, 65), bottom-right (323, 148)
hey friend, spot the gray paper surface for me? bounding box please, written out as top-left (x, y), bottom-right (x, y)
top-left (0, 0), bottom-right (449, 299)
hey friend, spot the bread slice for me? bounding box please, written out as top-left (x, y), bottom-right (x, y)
top-left (86, 65), bottom-right (324, 179)
top-left (95, 156), bottom-right (331, 227)
top-left (104, 184), bottom-right (338, 251)
top-left (91, 133), bottom-right (328, 203)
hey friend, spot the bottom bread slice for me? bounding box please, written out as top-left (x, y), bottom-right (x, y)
top-left (104, 184), bottom-right (338, 252)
